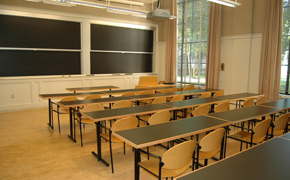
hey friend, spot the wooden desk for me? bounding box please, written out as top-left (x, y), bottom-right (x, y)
top-left (205, 105), bottom-right (282, 124)
top-left (217, 93), bottom-right (262, 101)
top-left (113, 116), bottom-right (231, 180)
top-left (177, 138), bottom-right (290, 180)
top-left (258, 98), bottom-right (290, 111)
top-left (66, 85), bottom-right (119, 93)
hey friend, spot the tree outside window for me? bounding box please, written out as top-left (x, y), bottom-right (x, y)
top-left (177, 0), bottom-right (209, 85)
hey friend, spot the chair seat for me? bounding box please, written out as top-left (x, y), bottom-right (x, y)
top-left (58, 108), bottom-right (70, 114)
top-left (79, 117), bottom-right (95, 124)
top-left (269, 127), bottom-right (284, 136)
top-left (230, 131), bottom-right (265, 144)
top-left (138, 159), bottom-right (190, 178)
top-left (100, 133), bottom-right (123, 143)
top-left (198, 148), bottom-right (220, 160)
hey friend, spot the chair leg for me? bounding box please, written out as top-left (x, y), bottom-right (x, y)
top-left (147, 146), bottom-right (149, 160)
top-left (80, 122), bottom-right (83, 147)
top-left (109, 141), bottom-right (114, 173)
top-left (246, 143), bottom-right (248, 149)
top-left (240, 141), bottom-right (243, 151)
top-left (123, 142), bottom-right (126, 155)
top-left (57, 112), bottom-right (61, 133)
top-left (204, 159), bottom-right (208, 166)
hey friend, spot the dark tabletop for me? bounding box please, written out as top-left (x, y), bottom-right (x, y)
top-left (206, 105), bottom-right (282, 123)
top-left (280, 132), bottom-right (290, 140)
top-left (165, 97), bottom-right (224, 109)
top-left (83, 103), bottom-right (174, 121)
top-left (58, 96), bottom-right (132, 108)
top-left (217, 93), bottom-right (261, 100)
top-left (101, 88), bottom-right (145, 94)
top-left (39, 91), bottom-right (105, 99)
top-left (177, 138), bottom-right (290, 180)
top-left (66, 85), bottom-right (119, 91)
top-left (113, 116), bottom-right (230, 148)
top-left (259, 98), bottom-right (290, 111)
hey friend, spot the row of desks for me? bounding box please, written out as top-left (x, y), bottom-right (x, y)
top-left (112, 98), bottom-right (290, 180)
top-left (177, 133), bottom-right (290, 180)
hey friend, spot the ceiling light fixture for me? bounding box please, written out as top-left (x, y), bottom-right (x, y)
top-left (207, 0), bottom-right (241, 8)
top-left (102, 0), bottom-right (144, 7)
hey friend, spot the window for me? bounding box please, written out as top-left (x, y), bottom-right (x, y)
top-left (177, 0), bottom-right (210, 85)
top-left (280, 0), bottom-right (290, 94)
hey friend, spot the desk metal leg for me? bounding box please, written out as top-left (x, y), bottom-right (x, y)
top-left (47, 99), bottom-right (53, 129)
top-left (134, 148), bottom-right (141, 180)
top-left (67, 107), bottom-right (76, 142)
top-left (92, 122), bottom-right (109, 167)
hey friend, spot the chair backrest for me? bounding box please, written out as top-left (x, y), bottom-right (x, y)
top-left (121, 92), bottom-right (135, 97)
top-left (84, 95), bottom-right (102, 100)
top-left (213, 91), bottom-right (224, 97)
top-left (170, 95), bottom-right (185, 102)
top-left (81, 103), bottom-right (105, 113)
top-left (192, 104), bottom-right (210, 117)
top-left (274, 113), bottom-right (290, 130)
top-left (139, 90), bottom-right (155, 95)
top-left (242, 98), bottom-right (255, 107)
top-left (182, 85), bottom-right (195, 91)
top-left (151, 97), bottom-right (167, 104)
top-left (199, 92), bottom-right (212, 98)
top-left (59, 96), bottom-right (78, 102)
top-left (253, 118), bottom-right (272, 138)
top-left (112, 101), bottom-right (131, 109)
top-left (199, 128), bottom-right (225, 152)
top-left (255, 95), bottom-right (266, 105)
top-left (138, 76), bottom-right (158, 86)
top-left (214, 101), bottom-right (230, 113)
top-left (148, 110), bottom-right (171, 125)
top-left (111, 116), bottom-right (139, 132)
top-left (162, 140), bottom-right (196, 169)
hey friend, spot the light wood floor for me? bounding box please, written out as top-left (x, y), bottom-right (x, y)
top-left (0, 108), bottom-right (243, 180)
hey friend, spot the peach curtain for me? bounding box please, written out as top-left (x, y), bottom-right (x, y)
top-left (205, 3), bottom-right (222, 89)
top-left (259, 0), bottom-right (283, 100)
top-left (165, 0), bottom-right (177, 83)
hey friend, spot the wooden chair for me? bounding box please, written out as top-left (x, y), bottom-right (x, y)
top-left (214, 101), bottom-right (230, 113)
top-left (192, 104), bottom-right (210, 117)
top-left (111, 101), bottom-right (131, 109)
top-left (193, 128), bottom-right (226, 168)
top-left (240, 98), bottom-right (255, 108)
top-left (52, 96), bottom-right (78, 133)
top-left (99, 116), bottom-right (139, 173)
top-left (151, 97), bottom-right (167, 104)
top-left (182, 85), bottom-right (195, 91)
top-left (121, 92), bottom-right (135, 106)
top-left (137, 76), bottom-right (158, 86)
top-left (213, 90), bottom-right (224, 97)
top-left (138, 97), bottom-right (167, 124)
top-left (269, 113), bottom-right (290, 136)
top-left (170, 95), bottom-right (185, 102)
top-left (137, 140), bottom-right (196, 179)
top-left (199, 92), bottom-right (212, 98)
top-left (77, 104), bottom-right (104, 147)
top-left (229, 118), bottom-right (272, 151)
top-left (84, 94), bottom-right (102, 100)
top-left (139, 90), bottom-right (155, 105)
top-left (147, 110), bottom-right (171, 125)
top-left (254, 95), bottom-right (266, 105)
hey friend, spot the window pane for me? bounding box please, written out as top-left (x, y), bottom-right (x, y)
top-left (177, 0), bottom-right (209, 85)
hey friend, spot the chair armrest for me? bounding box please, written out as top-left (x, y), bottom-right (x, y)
top-left (136, 148), bottom-right (162, 160)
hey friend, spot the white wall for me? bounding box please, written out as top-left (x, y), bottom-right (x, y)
top-left (220, 33), bottom-right (262, 95)
top-left (0, 74), bottom-right (159, 112)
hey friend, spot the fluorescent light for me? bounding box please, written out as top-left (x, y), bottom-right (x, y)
top-left (25, 0), bottom-right (42, 2)
top-left (131, 14), bottom-right (147, 18)
top-left (208, 0), bottom-right (241, 8)
top-left (104, 0), bottom-right (144, 7)
top-left (106, 9), bottom-right (132, 15)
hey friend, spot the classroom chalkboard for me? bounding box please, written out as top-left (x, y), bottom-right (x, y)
top-left (0, 15), bottom-right (81, 49)
top-left (91, 52), bottom-right (152, 74)
top-left (0, 14), bottom-right (81, 77)
top-left (0, 50), bottom-right (81, 77)
top-left (90, 24), bottom-right (154, 74)
top-left (91, 24), bottom-right (153, 52)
